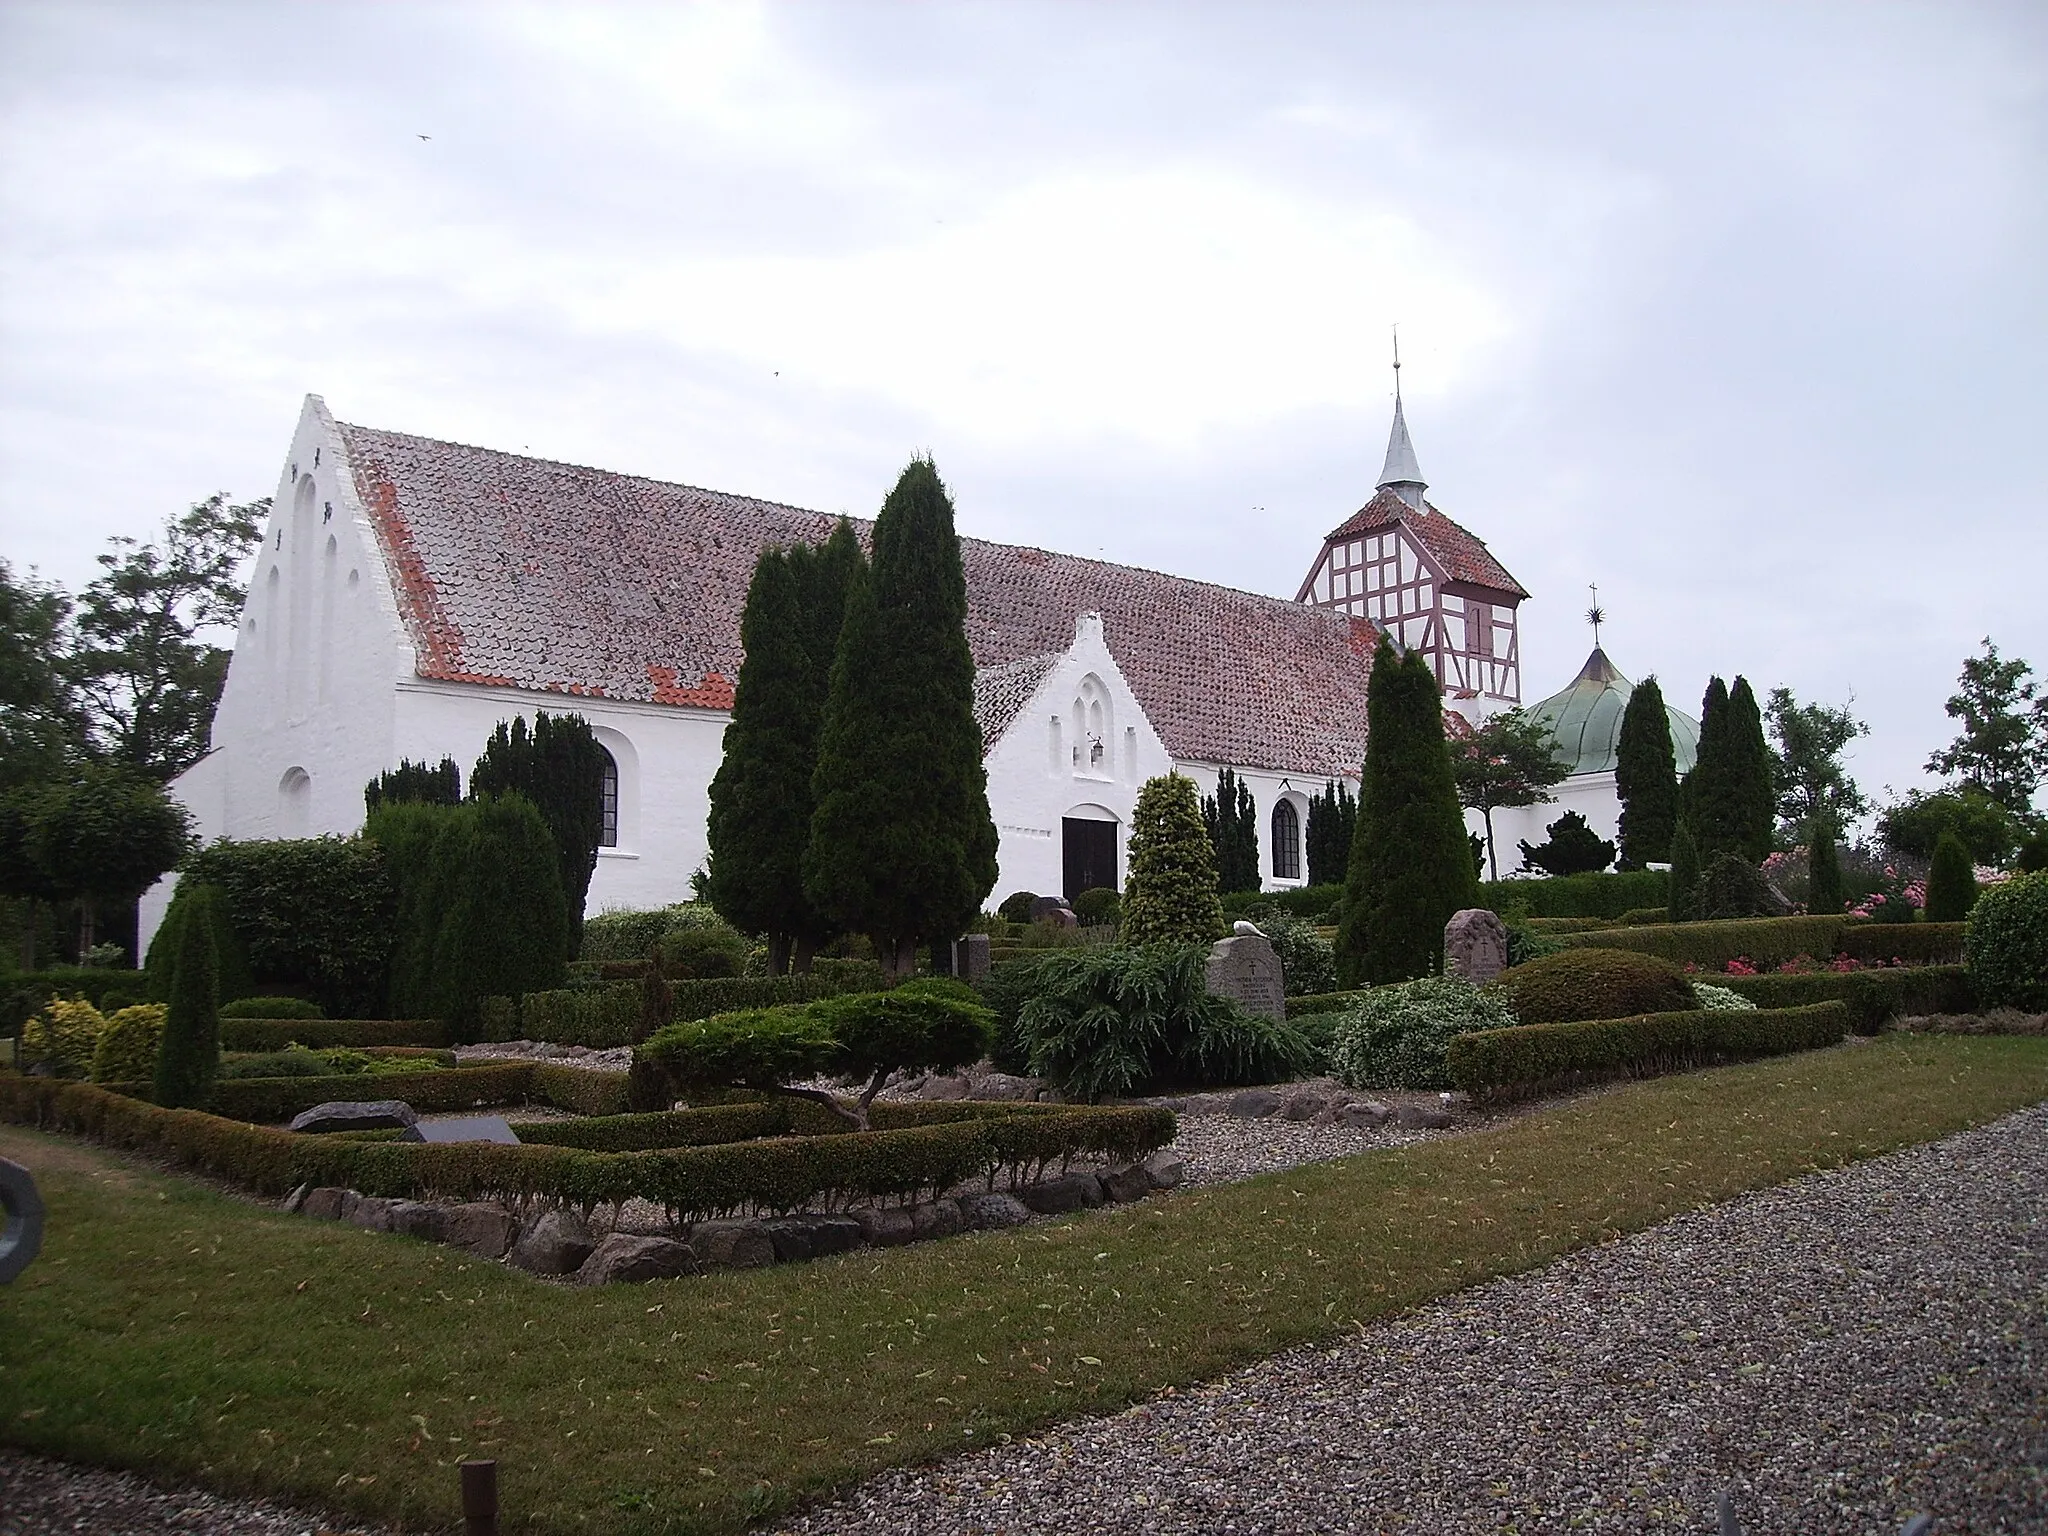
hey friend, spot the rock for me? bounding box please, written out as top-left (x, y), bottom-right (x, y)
top-left (1335, 1101), bottom-right (1393, 1128)
top-left (758, 1215), bottom-right (864, 1263)
top-left (280, 1183), bottom-right (310, 1214)
top-left (909, 1199), bottom-right (963, 1241)
top-left (1395, 1103), bottom-right (1454, 1131)
top-left (287, 1100), bottom-right (418, 1135)
top-left (854, 1207), bottom-right (916, 1247)
top-left (399, 1116), bottom-right (520, 1145)
top-left (921, 1075), bottom-right (969, 1101)
top-left (508, 1209), bottom-right (595, 1275)
top-left (1142, 1149), bottom-right (1189, 1189)
top-left (1101, 1163), bottom-right (1154, 1203)
top-left (1227, 1088), bottom-right (1285, 1119)
top-left (1280, 1092), bottom-right (1327, 1122)
top-left (1444, 908), bottom-right (1510, 985)
top-left (1205, 934), bottom-right (1286, 1022)
top-left (384, 1201), bottom-right (447, 1241)
top-left (970, 1072), bottom-right (1038, 1102)
top-left (443, 1202), bottom-right (518, 1259)
top-left (956, 1192), bottom-right (1033, 1231)
top-left (1018, 1172), bottom-right (1106, 1215)
top-left (299, 1186), bottom-right (348, 1220)
top-left (956, 932), bottom-right (992, 982)
top-left (345, 1196), bottom-right (395, 1232)
top-left (576, 1234), bottom-right (700, 1285)
top-left (1029, 896), bottom-right (1079, 927)
top-left (687, 1219), bottom-right (776, 1270)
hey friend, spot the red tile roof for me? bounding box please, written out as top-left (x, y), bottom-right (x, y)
top-left (1323, 489), bottom-right (1528, 599)
top-left (339, 424), bottom-right (1381, 777)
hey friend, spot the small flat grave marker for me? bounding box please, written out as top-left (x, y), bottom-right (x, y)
top-left (402, 1116), bottom-right (521, 1146)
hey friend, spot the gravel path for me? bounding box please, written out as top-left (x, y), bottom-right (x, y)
top-left (0, 1448), bottom-right (386, 1536)
top-left (777, 1103), bottom-right (2048, 1536)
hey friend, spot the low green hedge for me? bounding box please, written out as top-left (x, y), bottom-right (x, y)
top-left (1555, 917), bottom-right (1966, 970)
top-left (521, 1098), bottom-right (1065, 1153)
top-left (1481, 870), bottom-right (1668, 919)
top-left (218, 1018), bottom-right (448, 1052)
top-left (1446, 1001), bottom-right (1851, 1100)
top-left (218, 996), bottom-right (324, 1021)
top-left (2, 968), bottom-right (151, 1031)
top-left (0, 1075), bottom-right (1173, 1223)
top-left (92, 1060), bottom-right (628, 1123)
top-left (1520, 916), bottom-right (1614, 935)
top-left (1716, 966), bottom-right (1975, 1034)
top-left (489, 983), bottom-right (641, 1047)
top-left (1285, 989), bottom-right (1371, 1019)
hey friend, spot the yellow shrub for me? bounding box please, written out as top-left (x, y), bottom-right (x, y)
top-left (23, 996), bottom-right (107, 1077)
top-left (90, 1003), bottom-right (169, 1084)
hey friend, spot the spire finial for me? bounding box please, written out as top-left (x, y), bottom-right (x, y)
top-left (1376, 327), bottom-right (1426, 507)
top-left (1585, 583), bottom-right (1605, 648)
top-left (1392, 324), bottom-right (1402, 401)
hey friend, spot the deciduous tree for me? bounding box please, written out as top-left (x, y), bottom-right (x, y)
top-left (1765, 687), bottom-right (1869, 842)
top-left (1450, 707), bottom-right (1568, 881)
top-left (1926, 638), bottom-right (2048, 814)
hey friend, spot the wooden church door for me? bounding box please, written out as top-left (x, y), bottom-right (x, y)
top-left (1061, 818), bottom-right (1117, 901)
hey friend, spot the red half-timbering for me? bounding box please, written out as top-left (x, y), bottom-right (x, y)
top-left (1294, 488), bottom-right (1526, 706)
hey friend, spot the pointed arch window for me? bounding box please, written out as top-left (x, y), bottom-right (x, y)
top-left (599, 748), bottom-right (619, 848)
top-left (1271, 799), bottom-right (1301, 881)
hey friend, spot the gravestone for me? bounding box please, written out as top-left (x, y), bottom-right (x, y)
top-left (287, 1099), bottom-right (417, 1134)
top-left (956, 933), bottom-right (992, 982)
top-left (1204, 934), bottom-right (1286, 1022)
top-left (400, 1116), bottom-right (520, 1145)
top-left (1444, 907), bottom-right (1509, 984)
top-left (1028, 895), bottom-right (1079, 928)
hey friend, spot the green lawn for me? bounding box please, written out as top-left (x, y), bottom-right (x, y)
top-left (4, 1033), bottom-right (2045, 1535)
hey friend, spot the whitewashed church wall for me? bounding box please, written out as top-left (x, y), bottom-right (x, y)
top-left (1471, 771), bottom-right (1624, 881)
top-left (1173, 761), bottom-right (1333, 891)
top-left (981, 616), bottom-right (1176, 904)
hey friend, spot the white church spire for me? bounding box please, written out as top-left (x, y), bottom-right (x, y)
top-left (1377, 329), bottom-right (1427, 510)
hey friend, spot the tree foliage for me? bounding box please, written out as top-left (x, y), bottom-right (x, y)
top-left (1450, 706), bottom-right (1568, 881)
top-left (1517, 810), bottom-right (1615, 877)
top-left (1201, 767), bottom-right (1260, 894)
top-left (1120, 773), bottom-right (1226, 945)
top-left (1926, 638), bottom-right (2048, 814)
top-left (707, 534), bottom-right (858, 972)
top-left (0, 559), bottom-right (81, 790)
top-left (1304, 780), bottom-right (1357, 887)
top-left (1666, 819), bottom-right (1701, 923)
top-left (1765, 687), bottom-right (1869, 842)
top-left (1681, 675), bottom-right (1774, 865)
top-left (1922, 829), bottom-right (1979, 923)
top-left (153, 887), bottom-right (220, 1109)
top-left (364, 757), bottom-right (462, 814)
top-left (805, 460), bottom-right (998, 976)
top-left (470, 711), bottom-right (607, 957)
top-left (1336, 640), bottom-right (1479, 987)
top-left (1614, 676), bottom-right (1678, 868)
top-left (1878, 787), bottom-right (2016, 867)
top-left (7, 766), bottom-right (193, 957)
top-left (177, 837), bottom-right (393, 1014)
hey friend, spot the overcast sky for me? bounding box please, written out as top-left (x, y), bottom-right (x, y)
top-left (3, 1), bottom-right (2044, 820)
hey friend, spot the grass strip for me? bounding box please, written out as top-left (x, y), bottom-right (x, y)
top-left (2, 1034), bottom-right (2044, 1535)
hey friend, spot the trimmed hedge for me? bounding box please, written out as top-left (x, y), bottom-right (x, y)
top-left (1554, 917), bottom-right (1966, 970)
top-left (219, 996), bottom-right (323, 1020)
top-left (1520, 917), bottom-right (1613, 935)
top-left (0, 1075), bottom-right (1172, 1223)
top-left (2, 968), bottom-right (149, 1032)
top-left (1716, 966), bottom-right (1975, 1035)
top-left (1285, 989), bottom-right (1371, 1019)
top-left (1488, 948), bottom-right (1697, 1026)
top-left (492, 983), bottom-right (641, 1048)
top-left (1480, 870), bottom-right (1668, 919)
top-left (218, 1018), bottom-right (448, 1052)
top-left (1447, 1001), bottom-right (1851, 1099)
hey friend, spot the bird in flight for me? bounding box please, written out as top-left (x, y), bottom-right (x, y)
top-left (418, 134), bottom-right (431, 141)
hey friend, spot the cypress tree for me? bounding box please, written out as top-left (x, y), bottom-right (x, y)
top-left (426, 793), bottom-right (570, 1039)
top-left (1681, 677), bottom-right (1742, 862)
top-left (1336, 641), bottom-right (1480, 987)
top-left (470, 712), bottom-right (606, 956)
top-left (153, 888), bottom-right (219, 1108)
top-left (1923, 829), bottom-right (1979, 922)
top-left (1615, 676), bottom-right (1678, 867)
top-left (364, 757), bottom-right (461, 815)
top-left (1201, 768), bottom-right (1260, 894)
top-left (364, 800), bottom-right (463, 1019)
top-left (1726, 677), bottom-right (1776, 861)
top-left (1119, 773), bottom-right (1226, 944)
top-left (805, 459), bottom-right (998, 977)
top-left (1667, 818), bottom-right (1702, 923)
top-left (1808, 819), bottom-right (1843, 915)
top-left (1305, 780), bottom-right (1357, 887)
top-left (707, 547), bottom-right (838, 973)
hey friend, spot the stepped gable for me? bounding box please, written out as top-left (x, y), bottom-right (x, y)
top-left (1323, 488), bottom-right (1527, 598)
top-left (341, 423), bottom-right (1380, 776)
top-left (973, 652), bottom-right (1061, 745)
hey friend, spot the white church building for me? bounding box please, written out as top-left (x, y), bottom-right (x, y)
top-left (148, 383), bottom-right (1672, 940)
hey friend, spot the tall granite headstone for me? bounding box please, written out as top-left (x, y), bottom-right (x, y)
top-left (1444, 908), bottom-right (1509, 984)
top-left (1204, 934), bottom-right (1286, 1023)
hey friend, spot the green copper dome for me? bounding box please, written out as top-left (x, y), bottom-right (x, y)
top-left (1528, 647), bottom-right (1700, 778)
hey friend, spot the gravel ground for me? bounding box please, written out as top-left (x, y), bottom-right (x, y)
top-left (0, 1448), bottom-right (387, 1536)
top-left (777, 1103), bottom-right (2048, 1536)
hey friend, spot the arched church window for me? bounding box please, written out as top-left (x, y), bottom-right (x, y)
top-left (1271, 799), bottom-right (1301, 881)
top-left (599, 747), bottom-right (619, 849)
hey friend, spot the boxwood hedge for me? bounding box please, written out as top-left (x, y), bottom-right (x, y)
top-left (219, 1018), bottom-right (448, 1052)
top-left (1715, 966), bottom-right (1975, 1034)
top-left (1446, 1001), bottom-right (1850, 1100)
top-left (1555, 918), bottom-right (1966, 971)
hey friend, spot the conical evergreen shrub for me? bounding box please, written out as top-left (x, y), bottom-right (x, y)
top-left (153, 890), bottom-right (220, 1108)
top-left (426, 793), bottom-right (571, 1040)
top-left (470, 712), bottom-right (606, 956)
top-left (1305, 780), bottom-right (1357, 887)
top-left (1120, 774), bottom-right (1225, 945)
top-left (1667, 818), bottom-right (1702, 923)
top-left (363, 757), bottom-right (461, 814)
top-left (1615, 676), bottom-right (1678, 867)
top-left (1808, 820), bottom-right (1843, 915)
top-left (1923, 829), bottom-right (1979, 922)
top-left (1336, 641), bottom-right (1480, 987)
top-left (1202, 768), bottom-right (1260, 894)
top-left (806, 461), bottom-right (998, 976)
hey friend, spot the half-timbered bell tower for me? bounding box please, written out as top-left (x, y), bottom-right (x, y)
top-left (1294, 368), bottom-right (1529, 722)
